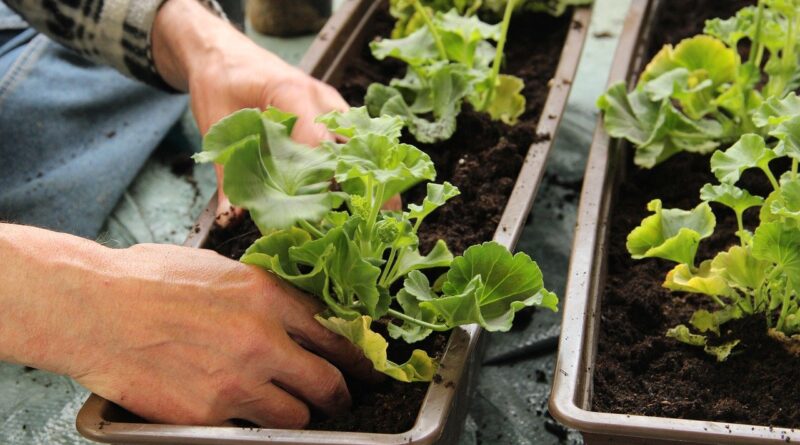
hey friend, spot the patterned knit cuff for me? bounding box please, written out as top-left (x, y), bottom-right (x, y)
top-left (124, 0), bottom-right (227, 92)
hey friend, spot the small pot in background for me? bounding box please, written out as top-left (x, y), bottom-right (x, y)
top-left (246, 0), bottom-right (332, 36)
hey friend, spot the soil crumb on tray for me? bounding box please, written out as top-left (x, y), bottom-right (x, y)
top-left (205, 5), bottom-right (573, 435)
top-left (591, 0), bottom-right (800, 429)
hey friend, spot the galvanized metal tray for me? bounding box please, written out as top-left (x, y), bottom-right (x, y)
top-left (76, 0), bottom-right (592, 443)
top-left (549, 0), bottom-right (800, 443)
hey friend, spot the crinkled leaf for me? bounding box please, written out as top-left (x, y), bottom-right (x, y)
top-left (640, 36), bottom-right (737, 87)
top-left (704, 340), bottom-right (740, 362)
top-left (483, 74), bottom-right (526, 125)
top-left (422, 242), bottom-right (558, 332)
top-left (712, 245), bottom-right (770, 293)
top-left (408, 181), bottom-right (461, 223)
top-left (315, 315), bottom-right (436, 382)
top-left (436, 10), bottom-right (500, 67)
top-left (388, 271), bottom-right (439, 343)
top-left (335, 133), bottom-right (436, 201)
top-left (770, 176), bottom-right (800, 224)
top-left (317, 107), bottom-right (404, 140)
top-left (240, 228), bottom-right (326, 296)
top-left (370, 26), bottom-right (439, 65)
top-left (710, 133), bottom-right (776, 184)
top-left (666, 324), bottom-right (707, 346)
top-left (770, 115), bottom-right (800, 160)
top-left (690, 306), bottom-right (743, 335)
top-left (627, 199), bottom-right (716, 266)
top-left (290, 222), bottom-right (387, 318)
top-left (663, 260), bottom-right (732, 297)
top-left (753, 92), bottom-right (800, 128)
top-left (597, 83), bottom-right (723, 168)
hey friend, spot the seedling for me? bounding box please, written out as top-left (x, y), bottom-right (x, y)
top-left (195, 107), bottom-right (557, 381)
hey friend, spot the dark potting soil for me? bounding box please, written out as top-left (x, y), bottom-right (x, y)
top-left (594, 0), bottom-right (800, 430)
top-left (205, 6), bottom-right (572, 434)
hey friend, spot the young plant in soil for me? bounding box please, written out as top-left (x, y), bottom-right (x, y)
top-left (365, 0), bottom-right (527, 143)
top-left (598, 0), bottom-right (800, 168)
top-left (194, 106), bottom-right (557, 381)
top-left (627, 92), bottom-right (800, 360)
top-left (388, 0), bottom-right (592, 38)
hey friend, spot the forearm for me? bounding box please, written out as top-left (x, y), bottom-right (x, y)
top-left (0, 223), bottom-right (117, 377)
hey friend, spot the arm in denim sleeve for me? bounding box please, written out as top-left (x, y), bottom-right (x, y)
top-left (2, 0), bottom-right (225, 91)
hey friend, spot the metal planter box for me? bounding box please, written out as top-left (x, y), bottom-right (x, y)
top-left (549, 0), bottom-right (799, 443)
top-left (76, 0), bottom-right (591, 443)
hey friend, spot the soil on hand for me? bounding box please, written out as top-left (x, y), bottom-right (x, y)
top-left (206, 6), bottom-right (572, 434)
top-left (594, 0), bottom-right (800, 430)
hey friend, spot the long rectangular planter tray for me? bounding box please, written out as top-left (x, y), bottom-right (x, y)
top-left (76, 0), bottom-right (592, 443)
top-left (549, 0), bottom-right (800, 443)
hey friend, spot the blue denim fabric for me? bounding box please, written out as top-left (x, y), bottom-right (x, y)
top-left (0, 4), bottom-right (188, 238)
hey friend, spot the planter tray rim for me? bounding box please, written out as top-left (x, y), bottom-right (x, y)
top-left (76, 0), bottom-right (593, 443)
top-left (549, 0), bottom-right (800, 443)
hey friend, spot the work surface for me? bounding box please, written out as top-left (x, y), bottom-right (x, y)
top-left (0, 1), bottom-right (631, 443)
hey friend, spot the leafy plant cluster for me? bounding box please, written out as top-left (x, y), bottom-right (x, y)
top-left (365, 0), bottom-right (526, 143)
top-left (599, 0), bottom-right (800, 168)
top-left (195, 107), bottom-right (557, 381)
top-left (627, 93), bottom-right (800, 360)
top-left (388, 0), bottom-right (591, 38)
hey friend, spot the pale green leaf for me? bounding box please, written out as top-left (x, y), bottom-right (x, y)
top-left (710, 134), bottom-right (776, 184)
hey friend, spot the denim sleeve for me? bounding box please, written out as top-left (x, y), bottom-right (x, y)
top-left (1, 0), bottom-right (225, 91)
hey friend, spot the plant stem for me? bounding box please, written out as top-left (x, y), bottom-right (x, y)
top-left (379, 247), bottom-right (398, 286)
top-left (793, 158), bottom-right (799, 180)
top-left (749, 0), bottom-right (766, 67)
top-left (388, 308), bottom-right (449, 331)
top-left (762, 166), bottom-right (780, 191)
top-left (299, 220), bottom-right (324, 238)
top-left (466, 0), bottom-right (482, 16)
top-left (411, 0), bottom-right (447, 59)
top-left (482, 0), bottom-right (516, 110)
top-left (776, 285), bottom-right (793, 331)
top-left (735, 211), bottom-right (745, 247)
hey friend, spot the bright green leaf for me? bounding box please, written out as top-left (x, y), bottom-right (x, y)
top-left (710, 133), bottom-right (776, 184)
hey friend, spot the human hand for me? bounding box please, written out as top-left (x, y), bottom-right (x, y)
top-left (72, 243), bottom-right (375, 427)
top-left (152, 0), bottom-right (348, 226)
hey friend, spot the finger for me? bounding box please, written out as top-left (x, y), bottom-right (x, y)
top-left (271, 337), bottom-right (352, 416)
top-left (291, 116), bottom-right (336, 146)
top-left (382, 194), bottom-right (403, 211)
top-left (230, 382), bottom-right (310, 429)
top-left (277, 288), bottom-right (383, 383)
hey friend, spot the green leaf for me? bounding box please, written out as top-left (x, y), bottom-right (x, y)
top-left (700, 182), bottom-right (764, 215)
top-left (710, 134), bottom-right (776, 184)
top-left (752, 221), bottom-right (800, 289)
top-left (597, 83), bottom-right (723, 168)
top-left (705, 340), bottom-right (740, 362)
top-left (335, 133), bottom-right (436, 201)
top-left (770, 116), bottom-right (800, 161)
top-left (641, 36), bottom-right (737, 87)
top-left (663, 260), bottom-right (732, 297)
top-left (627, 199), bottom-right (716, 266)
top-left (435, 10), bottom-right (500, 67)
top-left (666, 324), bottom-right (707, 346)
top-left (370, 26), bottom-right (440, 66)
top-left (482, 74), bottom-right (526, 125)
top-left (194, 108), bottom-right (265, 164)
top-left (240, 228), bottom-right (326, 296)
top-left (753, 92), bottom-right (800, 128)
top-left (421, 242), bottom-right (558, 331)
top-left (315, 315), bottom-right (436, 382)
top-left (388, 271), bottom-right (439, 343)
top-left (703, 7), bottom-right (757, 48)
top-left (290, 222), bottom-right (387, 319)
top-left (316, 107), bottom-right (404, 140)
top-left (689, 306), bottom-right (743, 335)
top-left (711, 245), bottom-right (770, 293)
top-left (393, 239), bottom-right (454, 282)
top-left (408, 182), bottom-right (461, 224)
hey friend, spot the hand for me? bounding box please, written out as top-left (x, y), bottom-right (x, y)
top-left (0, 224), bottom-right (375, 428)
top-left (152, 0), bottom-right (349, 226)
